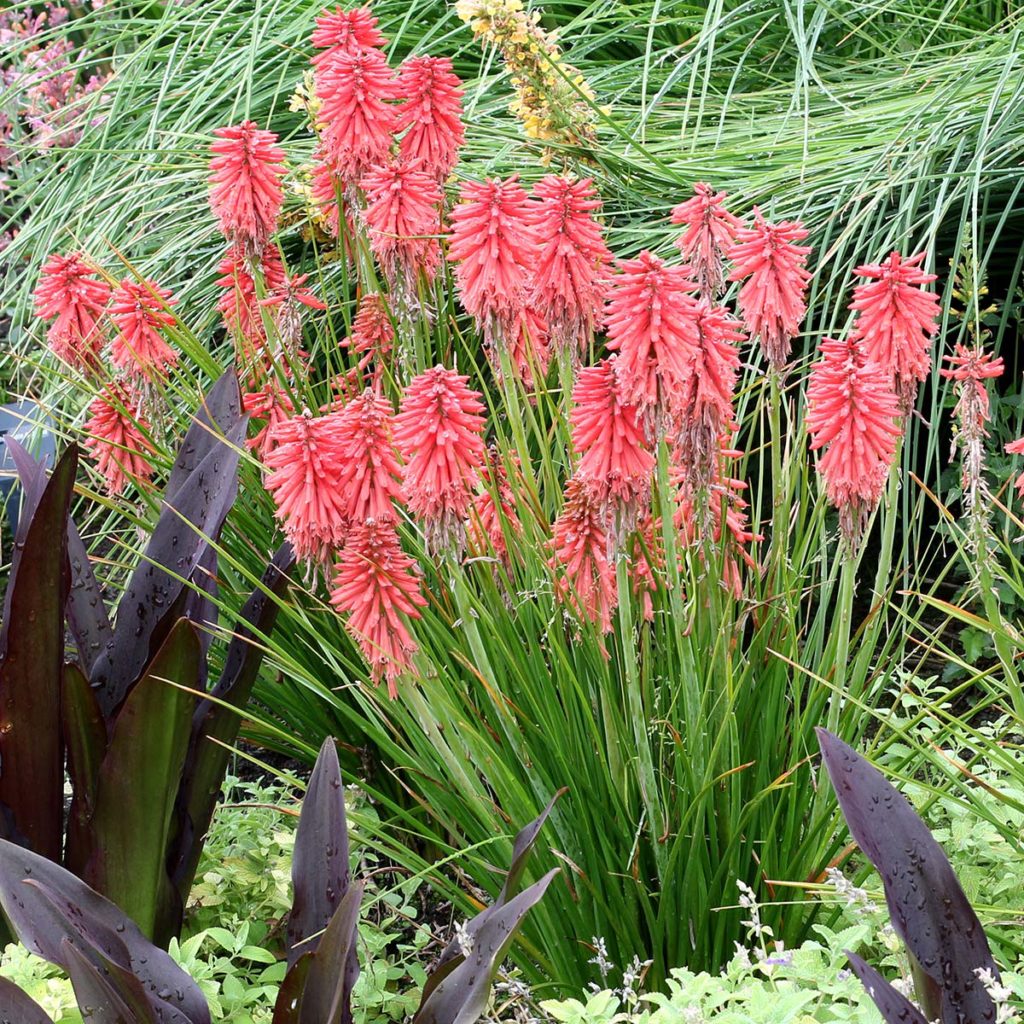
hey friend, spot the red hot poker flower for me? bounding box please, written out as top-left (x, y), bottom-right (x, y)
top-left (448, 176), bottom-right (537, 346)
top-left (806, 335), bottom-right (902, 550)
top-left (343, 292), bottom-right (394, 374)
top-left (507, 308), bottom-right (551, 393)
top-left (849, 250), bottom-right (940, 410)
top-left (728, 208), bottom-right (811, 371)
top-left (468, 445), bottom-right (521, 562)
top-left (670, 183), bottom-right (742, 299)
top-left (330, 517), bottom-right (426, 696)
top-left (316, 49), bottom-right (398, 188)
top-left (527, 175), bottom-right (611, 355)
top-left (216, 243), bottom-right (286, 367)
top-left (83, 384), bottom-right (156, 496)
top-left (570, 356), bottom-right (654, 533)
top-left (395, 56), bottom-right (465, 181)
top-left (394, 365), bottom-right (487, 550)
top-left (550, 476), bottom-right (617, 634)
top-left (604, 250), bottom-right (699, 435)
top-left (243, 381), bottom-right (295, 459)
top-left (1005, 437), bottom-right (1024, 499)
top-left (336, 389), bottom-right (404, 523)
top-left (33, 251), bottom-right (109, 368)
top-left (263, 409), bottom-right (351, 564)
top-left (208, 121), bottom-right (286, 256)
top-left (674, 299), bottom-right (745, 495)
top-left (361, 159), bottom-right (442, 290)
top-left (311, 4), bottom-right (387, 65)
top-left (108, 278), bottom-right (178, 382)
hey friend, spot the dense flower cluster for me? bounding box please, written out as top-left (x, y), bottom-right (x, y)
top-left (33, 252), bottom-right (109, 368)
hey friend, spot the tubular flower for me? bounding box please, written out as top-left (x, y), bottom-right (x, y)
top-left (394, 366), bottom-right (487, 549)
top-left (507, 308), bottom-right (550, 393)
top-left (83, 384), bottom-right (155, 496)
top-left (527, 175), bottom-right (611, 355)
top-left (33, 251), bottom-right (109, 368)
top-left (670, 183), bottom-right (742, 300)
top-left (215, 243), bottom-right (286, 366)
top-left (1005, 437), bottom-right (1024, 500)
top-left (806, 335), bottom-right (902, 550)
top-left (395, 56), bottom-right (465, 180)
top-left (315, 49), bottom-right (398, 188)
top-left (674, 439), bottom-right (760, 595)
top-left (570, 357), bottom-right (654, 532)
top-left (849, 250), bottom-right (940, 411)
top-left (673, 300), bottom-right (745, 495)
top-left (263, 410), bottom-right (351, 564)
top-left (330, 517), bottom-right (426, 696)
top-left (108, 278), bottom-right (178, 382)
top-left (468, 445), bottom-right (521, 562)
top-left (208, 122), bottom-right (286, 256)
top-left (940, 344), bottom-right (1004, 515)
top-left (728, 208), bottom-right (811, 371)
top-left (342, 292), bottom-right (394, 373)
top-left (604, 251), bottom-right (699, 434)
top-left (361, 160), bottom-right (442, 290)
top-left (258, 271), bottom-right (326, 362)
top-left (243, 381), bottom-right (295, 459)
top-left (311, 4), bottom-right (387, 66)
top-left (447, 176), bottom-right (537, 346)
top-left (336, 389), bottom-right (404, 522)
top-left (550, 476), bottom-right (617, 633)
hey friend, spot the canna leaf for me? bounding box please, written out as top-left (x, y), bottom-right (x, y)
top-left (297, 880), bottom-right (363, 1024)
top-left (414, 869), bottom-right (559, 1024)
top-left (169, 541), bottom-right (296, 912)
top-left (816, 728), bottom-right (999, 1024)
top-left (66, 515), bottom-right (114, 671)
top-left (272, 952), bottom-right (313, 1024)
top-left (0, 975), bottom-right (51, 1023)
top-left (89, 410), bottom-right (246, 719)
top-left (287, 738), bottom-right (351, 967)
top-left (0, 444), bottom-right (77, 861)
top-left (84, 620), bottom-right (201, 944)
top-left (62, 661), bottom-right (108, 876)
top-left (61, 937), bottom-right (160, 1024)
top-left (0, 839), bottom-right (210, 1024)
top-left (845, 951), bottom-right (929, 1024)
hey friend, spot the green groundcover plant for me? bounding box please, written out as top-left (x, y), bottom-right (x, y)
top-left (2, 0), bottom-right (1024, 998)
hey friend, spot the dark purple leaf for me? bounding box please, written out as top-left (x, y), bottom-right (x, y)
top-left (298, 880), bottom-right (363, 1024)
top-left (169, 542), bottom-right (295, 910)
top-left (414, 870), bottom-right (559, 1024)
top-left (846, 951), bottom-right (929, 1024)
top-left (61, 937), bottom-right (160, 1024)
top-left (90, 416), bottom-right (245, 717)
top-left (66, 515), bottom-right (114, 673)
top-left (62, 662), bottom-right (107, 876)
top-left (84, 620), bottom-right (200, 945)
top-left (272, 953), bottom-right (312, 1024)
top-left (0, 839), bottom-right (210, 1024)
top-left (0, 975), bottom-right (52, 1023)
top-left (0, 445), bottom-right (77, 860)
top-left (3, 436), bottom-right (49, 542)
top-left (816, 728), bottom-right (999, 1024)
top-left (165, 369), bottom-right (243, 504)
top-left (287, 738), bottom-right (350, 967)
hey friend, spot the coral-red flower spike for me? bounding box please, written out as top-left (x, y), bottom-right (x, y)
top-left (527, 175), bottom-right (611, 355)
top-left (394, 366), bottom-right (487, 550)
top-left (728, 208), bottom-right (811, 371)
top-left (448, 176), bottom-right (537, 347)
top-left (263, 409), bottom-right (351, 564)
top-left (108, 278), bottom-right (178, 382)
top-left (849, 251), bottom-right (940, 410)
top-left (550, 476), bottom-right (617, 633)
top-left (670, 183), bottom-right (742, 299)
top-left (208, 122), bottom-right (286, 256)
top-left (806, 335), bottom-right (902, 549)
top-left (361, 159), bottom-right (441, 291)
top-left (330, 517), bottom-right (426, 695)
top-left (311, 4), bottom-right (387, 65)
top-left (83, 384), bottom-right (156, 495)
top-left (468, 445), bottom-right (521, 562)
top-left (395, 56), bottom-right (465, 181)
top-left (216, 243), bottom-right (287, 368)
top-left (336, 389), bottom-right (404, 522)
top-left (570, 356), bottom-right (654, 532)
top-left (604, 250), bottom-right (699, 435)
top-left (343, 292), bottom-right (394, 375)
top-left (33, 252), bottom-right (109, 369)
top-left (243, 381), bottom-right (295, 459)
top-left (316, 49), bottom-right (398, 188)
top-left (1005, 437), bottom-right (1024, 500)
